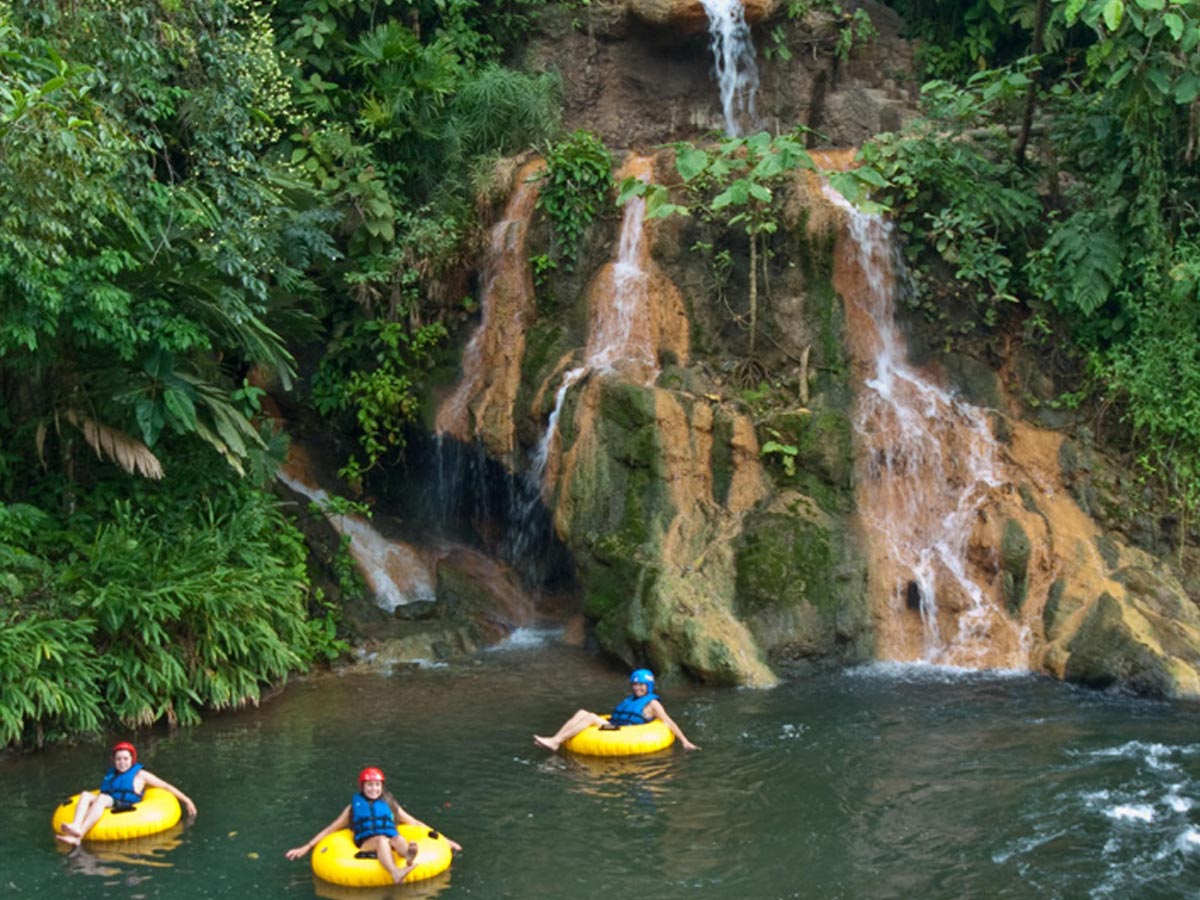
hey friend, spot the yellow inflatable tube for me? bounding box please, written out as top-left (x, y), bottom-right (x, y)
top-left (51, 787), bottom-right (182, 841)
top-left (564, 716), bottom-right (675, 756)
top-left (312, 824), bottom-right (453, 887)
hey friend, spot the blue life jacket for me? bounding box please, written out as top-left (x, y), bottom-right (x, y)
top-left (352, 793), bottom-right (398, 844)
top-left (100, 762), bottom-right (144, 808)
top-left (610, 691), bottom-right (659, 726)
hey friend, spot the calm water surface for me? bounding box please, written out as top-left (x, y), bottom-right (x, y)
top-left (4, 635), bottom-right (1198, 899)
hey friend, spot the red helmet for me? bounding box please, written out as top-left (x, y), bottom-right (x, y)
top-left (358, 766), bottom-right (385, 786)
top-left (111, 741), bottom-right (137, 763)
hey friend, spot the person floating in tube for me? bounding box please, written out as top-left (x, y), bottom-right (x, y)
top-left (533, 668), bottom-right (699, 752)
top-left (56, 741), bottom-right (197, 845)
top-left (285, 767), bottom-right (462, 884)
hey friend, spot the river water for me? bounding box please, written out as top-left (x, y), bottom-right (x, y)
top-left (4, 636), bottom-right (1198, 900)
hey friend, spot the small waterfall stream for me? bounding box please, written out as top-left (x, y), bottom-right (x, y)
top-left (278, 453), bottom-right (436, 613)
top-left (822, 183), bottom-right (1028, 669)
top-left (534, 154), bottom-right (665, 479)
top-left (436, 160), bottom-right (544, 457)
top-left (700, 0), bottom-right (760, 136)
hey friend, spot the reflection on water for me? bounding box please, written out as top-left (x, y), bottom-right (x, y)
top-left (312, 871), bottom-right (452, 900)
top-left (57, 824), bottom-right (184, 877)
top-left (3, 644), bottom-right (1198, 899)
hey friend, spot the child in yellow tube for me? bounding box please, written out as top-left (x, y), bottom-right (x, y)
top-left (56, 741), bottom-right (198, 845)
top-left (534, 668), bottom-right (699, 751)
top-left (285, 767), bottom-right (462, 884)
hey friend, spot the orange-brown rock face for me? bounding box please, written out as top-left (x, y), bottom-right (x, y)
top-left (820, 170), bottom-right (1200, 694)
top-left (626, 0), bottom-right (784, 30)
top-left (530, 151), bottom-right (775, 686)
top-left (435, 160), bottom-right (544, 460)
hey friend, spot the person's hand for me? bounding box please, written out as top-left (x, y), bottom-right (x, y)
top-left (447, 838), bottom-right (463, 853)
top-left (183, 799), bottom-right (198, 817)
top-left (285, 845), bottom-right (310, 860)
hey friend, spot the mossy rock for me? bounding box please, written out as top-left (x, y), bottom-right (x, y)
top-left (1041, 579), bottom-right (1080, 642)
top-left (939, 352), bottom-right (1005, 411)
top-left (1064, 592), bottom-right (1172, 696)
top-left (1000, 518), bottom-right (1031, 614)
top-left (583, 531), bottom-right (656, 622)
top-left (733, 495), bottom-right (870, 662)
top-left (758, 408), bottom-right (854, 490)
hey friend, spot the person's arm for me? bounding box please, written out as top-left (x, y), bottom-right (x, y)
top-left (285, 806), bottom-right (351, 859)
top-left (390, 796), bottom-right (463, 853)
top-left (648, 699), bottom-right (699, 751)
top-left (139, 770), bottom-right (198, 817)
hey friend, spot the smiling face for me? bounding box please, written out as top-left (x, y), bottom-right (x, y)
top-left (112, 749), bottom-right (134, 772)
top-left (361, 779), bottom-right (384, 799)
top-left (631, 681), bottom-right (649, 697)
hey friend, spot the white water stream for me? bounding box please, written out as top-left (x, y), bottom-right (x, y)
top-left (700, 0), bottom-right (760, 136)
top-left (435, 162), bottom-right (542, 452)
top-left (277, 471), bottom-right (435, 613)
top-left (823, 184), bottom-right (1027, 666)
top-left (533, 158), bottom-right (660, 478)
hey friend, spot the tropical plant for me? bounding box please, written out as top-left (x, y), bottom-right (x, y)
top-left (620, 132), bottom-right (817, 365)
top-left (311, 319), bottom-right (447, 487)
top-left (535, 130), bottom-right (614, 275)
top-left (1, 1), bottom-right (334, 489)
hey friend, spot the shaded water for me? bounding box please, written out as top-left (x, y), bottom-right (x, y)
top-left (5, 643), bottom-right (1199, 899)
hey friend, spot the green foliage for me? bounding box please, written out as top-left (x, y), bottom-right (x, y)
top-left (858, 82), bottom-right (1041, 326)
top-left (761, 433), bottom-right (800, 477)
top-left (1, 1), bottom-right (335, 487)
top-left (620, 132), bottom-right (817, 358)
top-left (331, 534), bottom-right (369, 604)
top-left (312, 319), bottom-right (447, 482)
top-left (764, 0), bottom-right (878, 61)
top-left (73, 492), bottom-right (324, 727)
top-left (876, 0), bottom-right (1200, 543)
top-left (0, 609), bottom-right (103, 747)
top-left (535, 130), bottom-right (613, 273)
top-left (886, 0), bottom-right (1038, 79)
top-left (0, 483), bottom-right (341, 747)
top-left (834, 9), bottom-right (880, 59)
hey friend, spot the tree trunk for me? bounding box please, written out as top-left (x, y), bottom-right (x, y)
top-left (1014, 0), bottom-right (1049, 166)
top-left (748, 231), bottom-right (758, 358)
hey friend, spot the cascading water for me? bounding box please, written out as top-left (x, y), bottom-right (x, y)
top-left (277, 454), bottom-right (435, 613)
top-left (821, 182), bottom-right (1028, 669)
top-left (700, 0), bottom-right (760, 136)
top-left (533, 154), bottom-right (667, 480)
top-left (428, 160), bottom-right (564, 574)
top-left (436, 160), bottom-right (544, 458)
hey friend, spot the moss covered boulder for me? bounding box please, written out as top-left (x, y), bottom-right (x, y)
top-left (734, 491), bottom-right (870, 664)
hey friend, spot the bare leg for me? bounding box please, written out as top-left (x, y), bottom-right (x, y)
top-left (368, 835), bottom-right (414, 884)
top-left (61, 792), bottom-right (111, 841)
top-left (389, 835), bottom-right (418, 866)
top-left (74, 792), bottom-right (114, 840)
top-left (534, 709), bottom-right (607, 751)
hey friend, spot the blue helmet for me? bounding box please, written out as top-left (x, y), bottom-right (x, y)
top-left (630, 668), bottom-right (655, 686)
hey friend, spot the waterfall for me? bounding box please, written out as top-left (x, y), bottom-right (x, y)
top-left (277, 464), bottom-right (435, 614)
top-left (822, 183), bottom-right (1028, 669)
top-left (533, 154), bottom-right (666, 479)
top-left (435, 160), bottom-right (544, 457)
top-left (700, 0), bottom-right (760, 137)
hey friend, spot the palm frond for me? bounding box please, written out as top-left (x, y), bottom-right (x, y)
top-left (65, 410), bottom-right (164, 479)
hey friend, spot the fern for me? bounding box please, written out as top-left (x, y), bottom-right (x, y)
top-left (1034, 211), bottom-right (1124, 317)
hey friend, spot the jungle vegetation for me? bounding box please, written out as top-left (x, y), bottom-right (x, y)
top-left (2, 0), bottom-right (1199, 748)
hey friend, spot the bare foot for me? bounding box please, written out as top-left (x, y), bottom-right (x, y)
top-left (392, 863), bottom-right (416, 884)
top-left (61, 823), bottom-right (82, 837)
top-left (533, 735), bottom-right (558, 752)
top-left (56, 833), bottom-right (81, 846)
